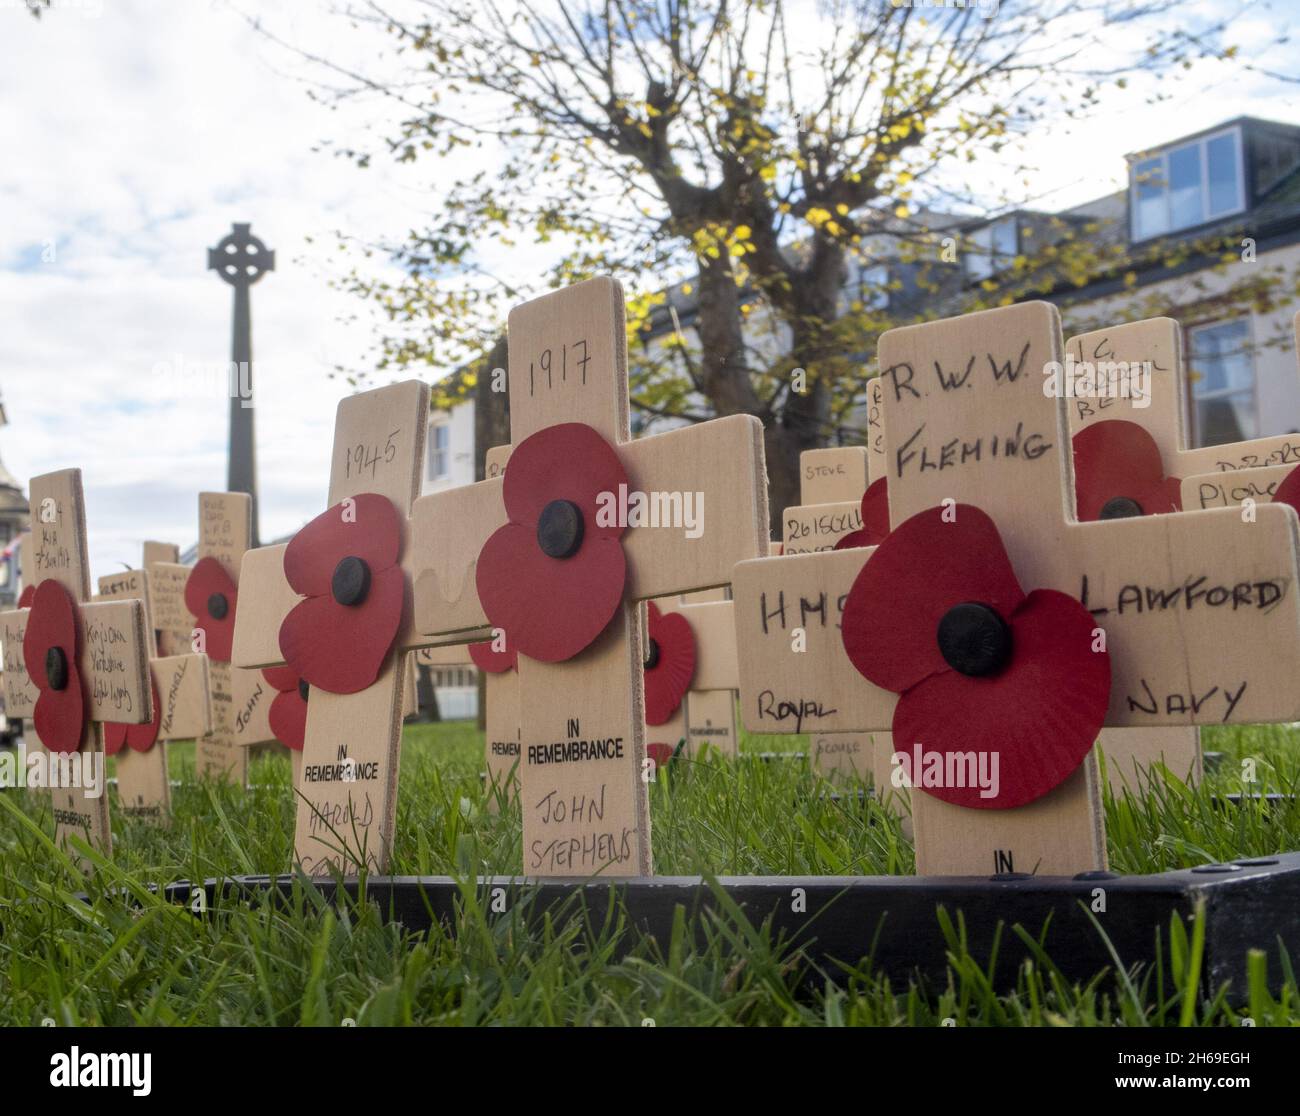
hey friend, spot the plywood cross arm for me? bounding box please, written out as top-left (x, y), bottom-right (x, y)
top-left (660, 598), bottom-right (738, 691)
top-left (799, 447), bottom-right (870, 505)
top-left (152, 653), bottom-right (212, 739)
top-left (76, 599), bottom-right (153, 725)
top-left (622, 414), bottom-right (769, 601)
top-left (1180, 465), bottom-right (1292, 510)
top-left (1, 608), bottom-right (36, 717)
top-left (230, 545), bottom-right (294, 669)
top-left (1065, 502), bottom-right (1300, 725)
top-left (410, 477), bottom-right (506, 640)
top-left (734, 546), bottom-right (893, 735)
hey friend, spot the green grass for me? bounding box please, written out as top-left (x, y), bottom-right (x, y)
top-left (0, 721), bottom-right (1297, 1025)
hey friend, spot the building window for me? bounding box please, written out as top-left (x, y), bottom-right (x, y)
top-left (1130, 128), bottom-right (1244, 242)
top-left (427, 423), bottom-right (449, 481)
top-left (963, 217), bottom-right (1017, 283)
top-left (1186, 318), bottom-right (1256, 447)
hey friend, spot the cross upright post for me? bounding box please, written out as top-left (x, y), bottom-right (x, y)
top-left (95, 552), bottom-right (211, 823)
top-left (0, 470), bottom-right (152, 866)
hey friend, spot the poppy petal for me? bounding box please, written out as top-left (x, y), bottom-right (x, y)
top-left (104, 720), bottom-right (127, 757)
top-left (279, 564), bottom-right (404, 694)
top-left (17, 584), bottom-right (34, 608)
top-left (890, 589), bottom-right (1110, 809)
top-left (125, 677), bottom-right (163, 753)
top-left (34, 686), bottom-right (84, 755)
top-left (644, 604), bottom-right (696, 725)
top-left (1072, 420), bottom-right (1173, 521)
top-left (283, 493), bottom-right (402, 598)
top-left (24, 580), bottom-right (85, 754)
top-left (476, 522), bottom-right (626, 662)
top-left (262, 665), bottom-right (300, 693)
top-left (860, 477), bottom-right (891, 544)
top-left (184, 557), bottom-right (237, 662)
top-left (269, 689), bottom-right (308, 751)
top-left (841, 505), bottom-right (1026, 694)
top-left (646, 742), bottom-right (677, 770)
top-left (499, 423), bottom-right (628, 541)
top-left (1271, 463), bottom-right (1300, 515)
top-left (469, 639), bottom-right (517, 674)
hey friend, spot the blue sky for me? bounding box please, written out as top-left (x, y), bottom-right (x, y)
top-left (0, 0), bottom-right (1297, 578)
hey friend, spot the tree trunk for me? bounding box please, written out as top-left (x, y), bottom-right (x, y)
top-left (474, 333), bottom-right (511, 479)
top-left (692, 251), bottom-right (805, 536)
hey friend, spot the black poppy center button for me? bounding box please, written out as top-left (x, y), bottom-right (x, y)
top-left (937, 601), bottom-right (1012, 678)
top-left (537, 499), bottom-right (584, 559)
top-left (331, 556), bottom-right (371, 607)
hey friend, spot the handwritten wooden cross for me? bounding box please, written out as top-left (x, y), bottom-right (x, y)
top-left (152, 493), bottom-right (254, 785)
top-left (410, 277), bottom-right (769, 876)
top-left (1063, 316), bottom-right (1300, 785)
top-left (1067, 315), bottom-right (1300, 483)
top-left (0, 470), bottom-right (152, 865)
top-left (227, 380), bottom-right (482, 875)
top-left (673, 588), bottom-right (739, 759)
top-left (94, 551), bottom-right (211, 823)
top-left (1174, 312), bottom-right (1300, 513)
top-left (734, 301), bottom-right (1300, 876)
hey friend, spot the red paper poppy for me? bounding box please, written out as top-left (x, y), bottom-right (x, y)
top-left (469, 639), bottom-right (518, 674)
top-left (644, 602), bottom-right (696, 725)
top-left (1072, 420), bottom-right (1181, 521)
top-left (476, 423), bottom-right (629, 663)
top-left (1271, 463), bottom-right (1300, 516)
top-left (840, 505), bottom-right (1110, 810)
top-left (834, 477), bottom-right (891, 550)
top-left (263, 665), bottom-right (308, 751)
top-left (646, 741), bottom-right (681, 771)
top-left (17, 584), bottom-right (34, 608)
top-left (184, 556), bottom-right (238, 662)
top-left (105, 676), bottom-right (162, 756)
top-left (22, 580), bottom-right (86, 754)
top-left (278, 493), bottom-right (405, 695)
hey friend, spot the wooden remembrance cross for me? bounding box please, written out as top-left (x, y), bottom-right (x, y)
top-left (1064, 316), bottom-right (1300, 785)
top-left (150, 493), bottom-right (255, 786)
top-left (734, 301), bottom-right (1300, 876)
top-left (410, 277), bottom-right (768, 876)
top-left (95, 555), bottom-right (212, 823)
top-left (0, 470), bottom-right (152, 863)
top-left (784, 444), bottom-right (886, 785)
top-left (228, 380), bottom-right (443, 875)
top-left (669, 590), bottom-right (740, 759)
top-left (1067, 314), bottom-right (1300, 478)
top-left (1177, 312), bottom-right (1300, 513)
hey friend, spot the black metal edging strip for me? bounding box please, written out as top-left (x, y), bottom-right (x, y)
top-left (151, 853), bottom-right (1300, 997)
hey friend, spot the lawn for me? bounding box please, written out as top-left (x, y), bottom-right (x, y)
top-left (0, 720), bottom-right (1297, 1025)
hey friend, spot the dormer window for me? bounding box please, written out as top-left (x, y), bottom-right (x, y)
top-left (963, 217), bottom-right (1017, 283)
top-left (1130, 127), bottom-right (1244, 241)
